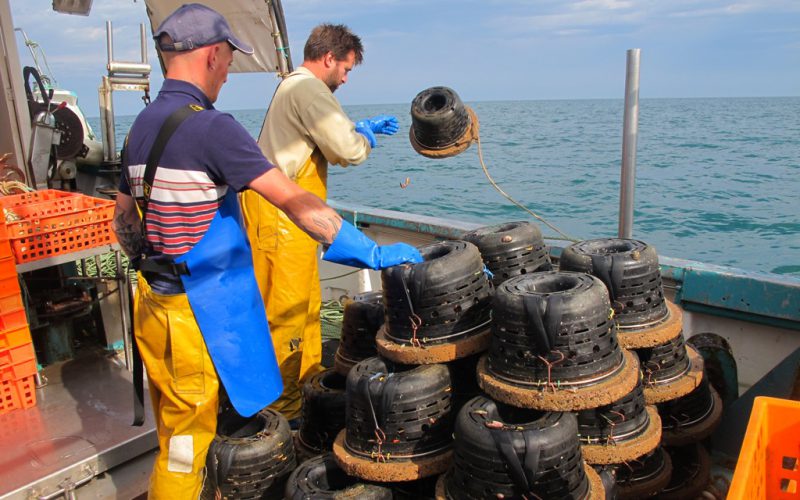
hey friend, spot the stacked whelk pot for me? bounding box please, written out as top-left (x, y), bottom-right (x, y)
top-left (559, 238), bottom-right (723, 499)
top-left (329, 238), bottom-right (494, 489)
top-left (431, 222), bottom-right (613, 499)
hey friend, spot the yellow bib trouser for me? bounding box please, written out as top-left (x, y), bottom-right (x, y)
top-left (241, 150), bottom-right (328, 420)
top-left (135, 276), bottom-right (219, 499)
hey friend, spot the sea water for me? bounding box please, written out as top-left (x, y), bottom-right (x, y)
top-left (102, 97), bottom-right (800, 276)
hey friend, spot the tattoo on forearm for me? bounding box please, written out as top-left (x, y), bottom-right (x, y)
top-left (113, 210), bottom-right (144, 260)
top-left (306, 213), bottom-right (342, 245)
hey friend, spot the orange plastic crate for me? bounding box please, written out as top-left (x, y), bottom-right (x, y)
top-left (729, 396), bottom-right (800, 499)
top-left (0, 256), bottom-right (15, 279)
top-left (0, 189), bottom-right (78, 209)
top-left (0, 308), bottom-right (27, 331)
top-left (0, 290), bottom-right (23, 314)
top-left (1, 190), bottom-right (116, 263)
top-left (0, 275), bottom-right (21, 297)
top-left (0, 237), bottom-right (12, 259)
top-left (0, 374), bottom-right (36, 414)
top-left (0, 357), bottom-right (36, 381)
top-left (0, 220), bottom-right (7, 241)
top-left (0, 342), bottom-right (35, 367)
top-left (0, 325), bottom-right (32, 350)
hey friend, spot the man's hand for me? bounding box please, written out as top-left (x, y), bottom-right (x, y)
top-left (362, 115), bottom-right (399, 135)
top-left (355, 115), bottom-right (400, 147)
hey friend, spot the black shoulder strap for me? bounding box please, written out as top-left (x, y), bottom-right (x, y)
top-left (139, 104), bottom-right (204, 234)
top-left (131, 103), bottom-right (202, 427)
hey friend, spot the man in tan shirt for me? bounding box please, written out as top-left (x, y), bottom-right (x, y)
top-left (241, 24), bottom-right (398, 420)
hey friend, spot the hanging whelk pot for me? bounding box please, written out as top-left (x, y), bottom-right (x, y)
top-left (657, 376), bottom-right (723, 446)
top-left (615, 446), bottom-right (673, 500)
top-left (409, 86), bottom-right (478, 159)
top-left (462, 220), bottom-right (552, 287)
top-left (284, 453), bottom-right (393, 500)
top-left (637, 334), bottom-right (705, 405)
top-left (477, 272), bottom-right (640, 411)
top-left (332, 357), bottom-right (454, 482)
top-left (334, 291), bottom-right (384, 375)
top-left (558, 239), bottom-right (682, 348)
top-left (577, 380), bottom-right (662, 465)
top-left (436, 396), bottom-right (604, 500)
top-left (297, 369), bottom-right (347, 457)
top-left (377, 240), bottom-right (493, 364)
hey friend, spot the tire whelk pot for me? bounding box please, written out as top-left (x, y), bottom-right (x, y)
top-left (377, 240), bottom-right (493, 364)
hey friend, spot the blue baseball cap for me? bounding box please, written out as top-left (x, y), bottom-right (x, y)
top-left (154, 3), bottom-right (254, 55)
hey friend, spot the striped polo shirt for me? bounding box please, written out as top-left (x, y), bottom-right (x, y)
top-left (120, 79), bottom-right (273, 293)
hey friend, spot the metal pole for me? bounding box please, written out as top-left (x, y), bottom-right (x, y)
top-left (140, 23), bottom-right (147, 64)
top-left (618, 48), bottom-right (641, 239)
top-left (106, 21), bottom-right (113, 68)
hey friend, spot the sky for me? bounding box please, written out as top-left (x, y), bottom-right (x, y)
top-left (8, 0), bottom-right (800, 116)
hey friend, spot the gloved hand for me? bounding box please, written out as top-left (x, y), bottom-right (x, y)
top-left (355, 115), bottom-right (400, 148)
top-left (361, 115), bottom-right (400, 135)
top-left (354, 122), bottom-right (377, 148)
top-left (323, 220), bottom-right (423, 270)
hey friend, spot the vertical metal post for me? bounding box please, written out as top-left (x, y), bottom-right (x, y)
top-left (115, 250), bottom-right (133, 370)
top-left (106, 20), bottom-right (114, 67)
top-left (98, 75), bottom-right (115, 162)
top-left (139, 24), bottom-right (148, 64)
top-left (618, 48), bottom-right (641, 239)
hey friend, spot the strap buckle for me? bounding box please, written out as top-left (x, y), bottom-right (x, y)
top-left (139, 257), bottom-right (190, 276)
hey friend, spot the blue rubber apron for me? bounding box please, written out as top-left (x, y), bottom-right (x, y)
top-left (174, 190), bottom-right (282, 416)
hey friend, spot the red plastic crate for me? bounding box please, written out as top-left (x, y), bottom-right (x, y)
top-left (0, 290), bottom-right (23, 314)
top-left (1, 190), bottom-right (117, 263)
top-left (0, 342), bottom-right (35, 367)
top-left (0, 357), bottom-right (36, 381)
top-left (0, 325), bottom-right (32, 350)
top-left (0, 308), bottom-right (27, 331)
top-left (0, 375), bottom-right (36, 414)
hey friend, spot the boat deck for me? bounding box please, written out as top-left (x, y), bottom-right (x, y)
top-left (0, 352), bottom-right (155, 499)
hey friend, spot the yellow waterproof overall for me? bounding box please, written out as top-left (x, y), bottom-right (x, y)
top-left (134, 276), bottom-right (219, 499)
top-left (241, 149), bottom-right (328, 419)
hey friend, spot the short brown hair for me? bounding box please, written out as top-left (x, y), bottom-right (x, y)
top-left (303, 24), bottom-right (363, 65)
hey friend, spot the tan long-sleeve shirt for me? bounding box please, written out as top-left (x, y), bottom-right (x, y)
top-left (257, 67), bottom-right (370, 180)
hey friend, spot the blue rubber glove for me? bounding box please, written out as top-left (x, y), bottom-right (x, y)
top-left (354, 121), bottom-right (377, 148)
top-left (362, 115), bottom-right (400, 135)
top-left (323, 220), bottom-right (423, 270)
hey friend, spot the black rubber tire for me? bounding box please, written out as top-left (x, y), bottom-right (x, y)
top-left (559, 238), bottom-right (668, 327)
top-left (616, 446), bottom-right (672, 499)
top-left (463, 221), bottom-right (551, 286)
top-left (635, 334), bottom-right (690, 384)
top-left (344, 357), bottom-right (453, 458)
top-left (382, 240), bottom-right (492, 342)
top-left (489, 272), bottom-right (621, 383)
top-left (202, 408), bottom-right (296, 500)
top-left (336, 291), bottom-right (384, 364)
top-left (656, 444), bottom-right (711, 500)
top-left (284, 453), bottom-right (393, 499)
top-left (447, 396), bottom-right (589, 499)
top-left (577, 379), bottom-right (650, 443)
top-left (410, 86), bottom-right (470, 149)
top-left (299, 368), bottom-right (347, 452)
top-left (462, 220), bottom-right (543, 256)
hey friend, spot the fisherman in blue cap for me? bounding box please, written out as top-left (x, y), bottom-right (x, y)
top-left (112, 4), bottom-right (421, 497)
